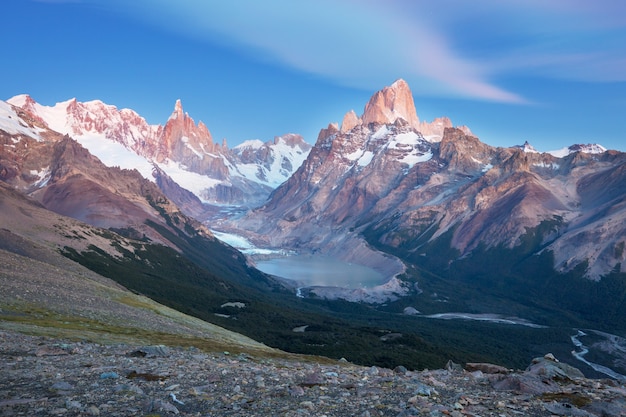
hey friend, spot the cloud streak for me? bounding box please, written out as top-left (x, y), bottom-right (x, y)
top-left (104, 0), bottom-right (626, 103)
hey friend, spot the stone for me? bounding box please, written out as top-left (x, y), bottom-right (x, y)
top-left (413, 382), bottom-right (435, 396)
top-left (490, 373), bottom-right (560, 395)
top-left (87, 405), bottom-right (100, 416)
top-left (300, 400), bottom-right (315, 410)
top-left (527, 356), bottom-right (585, 381)
top-left (50, 381), bottom-right (74, 393)
top-left (465, 362), bottom-right (510, 374)
top-left (132, 345), bottom-right (170, 357)
top-left (1, 331), bottom-right (622, 417)
top-left (444, 360), bottom-right (464, 373)
top-left (142, 398), bottom-right (179, 414)
top-left (300, 371), bottom-right (325, 387)
top-left (393, 365), bottom-right (408, 375)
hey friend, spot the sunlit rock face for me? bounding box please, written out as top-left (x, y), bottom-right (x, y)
top-left (361, 79), bottom-right (420, 130)
top-left (235, 80), bottom-right (626, 281)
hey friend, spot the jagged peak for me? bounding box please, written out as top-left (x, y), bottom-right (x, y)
top-left (169, 99), bottom-right (184, 121)
top-left (516, 141), bottom-right (539, 154)
top-left (361, 79), bottom-right (419, 130)
top-left (390, 78), bottom-right (410, 90)
top-left (340, 110), bottom-right (361, 133)
top-left (317, 122), bottom-right (339, 143)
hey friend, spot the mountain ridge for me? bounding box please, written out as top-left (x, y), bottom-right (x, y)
top-left (235, 80), bottom-right (625, 287)
top-left (6, 95), bottom-right (311, 208)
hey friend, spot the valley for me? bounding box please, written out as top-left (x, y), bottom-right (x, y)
top-left (2, 79), bottom-right (626, 384)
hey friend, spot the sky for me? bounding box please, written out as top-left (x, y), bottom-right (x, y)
top-left (2, 0), bottom-right (625, 152)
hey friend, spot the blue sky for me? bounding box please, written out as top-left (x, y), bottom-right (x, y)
top-left (3, 0), bottom-right (625, 152)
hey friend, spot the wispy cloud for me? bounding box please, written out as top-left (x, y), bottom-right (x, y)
top-left (104, 0), bottom-right (625, 103)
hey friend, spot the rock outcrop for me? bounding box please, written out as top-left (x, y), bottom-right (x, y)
top-left (362, 79), bottom-right (420, 129)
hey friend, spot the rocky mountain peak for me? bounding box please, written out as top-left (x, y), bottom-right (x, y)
top-left (160, 99), bottom-right (216, 160)
top-left (568, 143), bottom-right (607, 154)
top-left (316, 122), bottom-right (340, 143)
top-left (340, 110), bottom-right (362, 133)
top-left (516, 141), bottom-right (539, 153)
top-left (361, 79), bottom-right (419, 130)
top-left (174, 98), bottom-right (183, 115)
top-left (439, 128), bottom-right (494, 173)
top-left (274, 133), bottom-right (308, 149)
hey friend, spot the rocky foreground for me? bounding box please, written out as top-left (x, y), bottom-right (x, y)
top-left (1, 331), bottom-right (625, 416)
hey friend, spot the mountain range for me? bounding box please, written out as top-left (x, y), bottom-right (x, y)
top-left (6, 94), bottom-right (311, 210)
top-left (2, 79), bottom-right (626, 377)
top-left (238, 79), bottom-right (624, 283)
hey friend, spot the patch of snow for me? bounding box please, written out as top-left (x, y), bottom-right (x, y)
top-left (6, 94), bottom-right (29, 108)
top-left (211, 231), bottom-right (256, 249)
top-left (232, 139), bottom-right (310, 188)
top-left (388, 131), bottom-right (420, 148)
top-left (518, 142), bottom-right (539, 153)
top-left (548, 143), bottom-right (607, 158)
top-left (578, 144), bottom-right (607, 154)
top-left (482, 163), bottom-right (493, 172)
top-left (547, 147), bottom-right (572, 158)
top-left (211, 230), bottom-right (283, 255)
top-left (74, 134), bottom-right (155, 180)
top-left (400, 151), bottom-right (433, 168)
top-left (234, 139), bottom-right (264, 150)
top-left (156, 160), bottom-right (222, 203)
top-left (371, 125), bottom-right (389, 139)
top-left (221, 302), bottom-right (246, 309)
top-left (183, 141), bottom-right (203, 158)
top-left (423, 134), bottom-right (442, 143)
top-left (357, 151), bottom-right (374, 167)
top-left (30, 166), bottom-right (51, 188)
top-left (345, 148), bottom-right (362, 162)
top-left (533, 162), bottom-right (560, 170)
top-left (384, 131), bottom-right (432, 168)
top-left (24, 98), bottom-right (73, 134)
top-left (0, 101), bottom-right (43, 141)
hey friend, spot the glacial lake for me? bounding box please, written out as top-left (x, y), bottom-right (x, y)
top-left (255, 255), bottom-right (385, 289)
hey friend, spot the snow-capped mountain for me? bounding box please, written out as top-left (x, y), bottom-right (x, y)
top-left (515, 140), bottom-right (607, 158)
top-left (237, 79), bottom-right (626, 281)
top-left (0, 101), bottom-right (213, 247)
top-left (6, 95), bottom-right (311, 208)
top-left (547, 143), bottom-right (608, 158)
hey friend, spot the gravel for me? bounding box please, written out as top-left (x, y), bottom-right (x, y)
top-left (2, 330), bottom-right (625, 416)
